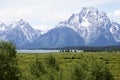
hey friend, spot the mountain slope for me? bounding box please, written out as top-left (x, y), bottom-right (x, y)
top-left (24, 27), bottom-right (84, 48)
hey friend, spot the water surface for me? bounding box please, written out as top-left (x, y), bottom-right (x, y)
top-left (17, 49), bottom-right (60, 53)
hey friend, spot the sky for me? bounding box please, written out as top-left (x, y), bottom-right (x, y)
top-left (0, 0), bottom-right (120, 31)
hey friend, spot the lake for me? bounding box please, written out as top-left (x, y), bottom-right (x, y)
top-left (17, 49), bottom-right (60, 53)
top-left (17, 49), bottom-right (83, 53)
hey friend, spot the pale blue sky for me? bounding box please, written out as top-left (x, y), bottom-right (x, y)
top-left (0, 0), bottom-right (120, 31)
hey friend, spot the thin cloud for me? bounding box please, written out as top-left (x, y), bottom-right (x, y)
top-left (33, 25), bottom-right (54, 31)
top-left (0, 0), bottom-right (119, 30)
top-left (113, 9), bottom-right (120, 17)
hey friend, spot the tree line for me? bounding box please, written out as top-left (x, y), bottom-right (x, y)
top-left (61, 45), bottom-right (120, 52)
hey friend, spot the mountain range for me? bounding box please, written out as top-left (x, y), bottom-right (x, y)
top-left (0, 7), bottom-right (120, 48)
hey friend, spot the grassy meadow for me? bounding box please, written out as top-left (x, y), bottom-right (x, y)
top-left (17, 52), bottom-right (120, 80)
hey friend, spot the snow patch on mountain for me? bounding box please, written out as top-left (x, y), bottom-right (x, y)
top-left (110, 22), bottom-right (120, 42)
top-left (81, 20), bottom-right (90, 27)
top-left (0, 23), bottom-right (7, 31)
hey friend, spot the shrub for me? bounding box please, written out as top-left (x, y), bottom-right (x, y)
top-left (30, 56), bottom-right (46, 78)
top-left (70, 56), bottom-right (114, 80)
top-left (45, 55), bottom-right (59, 70)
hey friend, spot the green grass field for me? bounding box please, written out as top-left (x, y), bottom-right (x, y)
top-left (17, 52), bottom-right (120, 80)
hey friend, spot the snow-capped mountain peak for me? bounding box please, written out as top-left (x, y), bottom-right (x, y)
top-left (8, 19), bottom-right (29, 29)
top-left (19, 19), bottom-right (26, 25)
top-left (10, 19), bottom-right (41, 42)
top-left (56, 7), bottom-right (120, 45)
top-left (79, 7), bottom-right (98, 17)
top-left (0, 19), bottom-right (42, 48)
